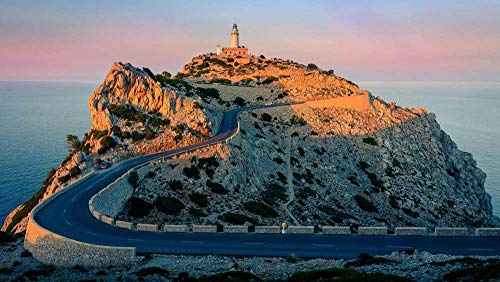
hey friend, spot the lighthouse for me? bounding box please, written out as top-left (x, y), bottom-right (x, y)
top-left (219, 23), bottom-right (249, 57)
top-left (231, 23), bottom-right (239, 48)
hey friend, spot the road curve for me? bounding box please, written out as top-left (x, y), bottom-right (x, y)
top-left (32, 104), bottom-right (500, 259)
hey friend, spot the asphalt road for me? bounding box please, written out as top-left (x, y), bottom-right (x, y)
top-left (33, 104), bottom-right (500, 259)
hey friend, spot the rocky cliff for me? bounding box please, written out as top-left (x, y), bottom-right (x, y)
top-left (3, 55), bottom-right (498, 234)
top-left (2, 62), bottom-right (222, 234)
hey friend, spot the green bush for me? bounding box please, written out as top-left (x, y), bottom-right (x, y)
top-left (68, 166), bottom-right (81, 177)
top-left (261, 76), bottom-right (278, 84)
top-left (273, 157), bottom-right (285, 165)
top-left (0, 231), bottom-right (15, 243)
top-left (5, 168), bottom-right (56, 233)
top-left (142, 67), bottom-right (155, 79)
top-left (133, 266), bottom-right (170, 279)
top-left (206, 180), bottom-right (228, 194)
top-left (243, 201), bottom-right (278, 218)
top-left (297, 187), bottom-right (317, 199)
top-left (66, 134), bottom-right (83, 153)
top-left (261, 113), bottom-right (272, 122)
top-left (149, 116), bottom-right (170, 127)
top-left (276, 171), bottom-right (287, 184)
top-left (131, 131), bottom-right (145, 141)
top-left (144, 127), bottom-right (156, 140)
top-left (354, 195), bottom-right (378, 213)
top-left (58, 174), bottom-right (71, 183)
top-left (218, 212), bottom-right (258, 225)
top-left (98, 136), bottom-right (116, 154)
top-left (358, 161), bottom-right (371, 170)
top-left (261, 183), bottom-right (287, 206)
top-left (169, 179), bottom-right (183, 191)
top-left (402, 208), bottom-right (419, 218)
top-left (195, 87), bottom-right (220, 99)
top-left (189, 207), bottom-right (207, 217)
top-left (189, 192), bottom-right (208, 207)
top-left (345, 253), bottom-right (394, 267)
top-left (287, 253), bottom-right (298, 263)
top-left (392, 158), bottom-right (401, 168)
top-left (128, 171), bottom-right (139, 187)
top-left (287, 267), bottom-right (409, 282)
top-left (442, 260), bottom-right (500, 281)
top-left (389, 195), bottom-right (400, 209)
top-left (362, 137), bottom-right (378, 146)
top-left (183, 165), bottom-right (200, 179)
top-left (154, 196), bottom-right (185, 215)
top-left (210, 78), bottom-right (232, 85)
top-left (290, 115), bottom-right (307, 126)
top-left (348, 175), bottom-right (360, 186)
top-left (91, 129), bottom-right (108, 140)
top-left (127, 197), bottom-right (154, 218)
top-left (233, 97), bottom-right (247, 106)
top-left (108, 104), bottom-right (146, 122)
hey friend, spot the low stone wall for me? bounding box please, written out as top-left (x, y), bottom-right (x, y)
top-left (101, 215), bottom-right (115, 225)
top-left (223, 225), bottom-right (248, 233)
top-left (322, 226), bottom-right (351, 235)
top-left (287, 226), bottom-right (314, 234)
top-left (358, 227), bottom-right (387, 235)
top-left (116, 221), bottom-right (134, 229)
top-left (395, 227), bottom-right (427, 236)
top-left (136, 223), bottom-right (158, 232)
top-left (434, 227), bottom-right (468, 236)
top-left (193, 225), bottom-right (217, 233)
top-left (475, 228), bottom-right (500, 237)
top-left (164, 225), bottom-right (188, 232)
top-left (25, 172), bottom-right (136, 267)
top-left (255, 226), bottom-right (281, 234)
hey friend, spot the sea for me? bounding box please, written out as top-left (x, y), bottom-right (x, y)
top-left (0, 81), bottom-right (499, 224)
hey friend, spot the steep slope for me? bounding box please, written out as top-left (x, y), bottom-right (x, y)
top-left (2, 62), bottom-right (222, 234)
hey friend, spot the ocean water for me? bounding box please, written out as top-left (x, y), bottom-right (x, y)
top-left (0, 81), bottom-right (498, 224)
top-left (0, 81), bottom-right (94, 223)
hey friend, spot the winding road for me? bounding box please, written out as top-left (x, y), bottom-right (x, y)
top-left (32, 104), bottom-right (500, 259)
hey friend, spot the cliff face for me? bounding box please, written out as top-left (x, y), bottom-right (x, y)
top-left (2, 62), bottom-right (222, 234)
top-left (3, 55), bottom-right (498, 234)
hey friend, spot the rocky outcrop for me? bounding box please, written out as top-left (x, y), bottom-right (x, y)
top-left (2, 62), bottom-right (223, 234)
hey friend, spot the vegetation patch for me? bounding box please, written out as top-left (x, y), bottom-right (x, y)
top-left (243, 201), bottom-right (278, 218)
top-left (154, 196), bottom-right (185, 215)
top-left (442, 259), bottom-right (500, 281)
top-left (218, 212), bottom-right (258, 225)
top-left (297, 187), bottom-right (317, 199)
top-left (196, 271), bottom-right (261, 282)
top-left (134, 267), bottom-right (170, 279)
top-left (108, 104), bottom-right (146, 122)
top-left (362, 137), bottom-right (378, 146)
top-left (345, 253), bottom-right (394, 267)
top-left (98, 136), bottom-right (116, 154)
top-left (169, 179), bottom-right (183, 191)
top-left (5, 168), bottom-right (56, 233)
top-left (402, 208), bottom-right (419, 218)
top-left (195, 87), bottom-right (220, 99)
top-left (126, 197), bottom-right (154, 218)
top-left (189, 207), bottom-right (207, 217)
top-left (183, 165), bottom-right (201, 179)
top-left (261, 183), bottom-right (288, 206)
top-left (189, 192), bottom-right (209, 207)
top-left (0, 231), bottom-right (15, 243)
top-left (354, 195), bottom-right (378, 213)
top-left (206, 180), bottom-right (228, 194)
top-left (128, 171), bottom-right (139, 187)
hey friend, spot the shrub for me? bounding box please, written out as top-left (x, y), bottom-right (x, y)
top-left (261, 76), bottom-right (278, 84)
top-left (154, 196), bottom-right (185, 215)
top-left (169, 179), bottom-right (183, 191)
top-left (345, 253), bottom-right (394, 267)
top-left (149, 116), bottom-right (170, 127)
top-left (290, 115), bottom-right (307, 126)
top-left (348, 175), bottom-right (360, 186)
top-left (367, 172), bottom-right (384, 190)
top-left (307, 63), bottom-right (318, 70)
top-left (297, 147), bottom-right (305, 157)
top-left (58, 174), bottom-right (71, 183)
top-left (142, 67), bottom-right (155, 79)
top-left (218, 212), bottom-right (258, 225)
top-left (261, 183), bottom-right (287, 206)
top-left (189, 207), bottom-right (207, 217)
top-left (66, 134), bottom-right (82, 153)
top-left (91, 129), bottom-right (108, 140)
top-left (128, 171), bottom-right (139, 187)
top-left (206, 180), bottom-right (228, 194)
top-left (362, 137), bottom-right (378, 146)
top-left (131, 131), bottom-right (145, 141)
top-left (145, 171), bottom-right (156, 178)
top-left (68, 166), bottom-right (81, 177)
top-left (98, 136), bottom-right (116, 154)
top-left (273, 157), bottom-right (285, 165)
top-left (0, 231), bottom-right (15, 244)
top-left (358, 161), bottom-right (371, 170)
top-left (354, 195), bottom-right (378, 213)
top-left (189, 192), bottom-right (208, 207)
top-left (402, 208), bottom-right (419, 218)
top-left (127, 197), bottom-right (154, 218)
top-left (287, 253), bottom-right (298, 263)
top-left (276, 171), bottom-right (287, 184)
top-left (243, 201), bottom-right (278, 218)
top-left (297, 187), bottom-right (317, 199)
top-left (195, 87), bottom-right (220, 99)
top-left (261, 113), bottom-right (272, 122)
top-left (134, 267), bottom-right (170, 279)
top-left (183, 165), bottom-right (200, 179)
top-left (392, 158), bottom-right (401, 168)
top-left (144, 127), bottom-right (155, 140)
top-left (389, 195), bottom-right (400, 209)
top-left (108, 104), bottom-right (146, 122)
top-left (233, 97), bottom-right (247, 106)
top-left (210, 78), bottom-right (232, 85)
top-left (442, 260), bottom-right (500, 282)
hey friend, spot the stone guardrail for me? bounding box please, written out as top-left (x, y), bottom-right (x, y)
top-left (223, 225), bottom-right (248, 233)
top-left (25, 172), bottom-right (136, 267)
top-left (435, 227), bottom-right (468, 236)
top-left (358, 226), bottom-right (387, 235)
top-left (136, 223), bottom-right (159, 232)
top-left (395, 227), bottom-right (427, 236)
top-left (193, 225), bottom-right (218, 233)
top-left (476, 228), bottom-right (500, 237)
top-left (164, 225), bottom-right (189, 232)
top-left (255, 226), bottom-right (281, 234)
top-left (322, 226), bottom-right (351, 235)
top-left (287, 226), bottom-right (315, 234)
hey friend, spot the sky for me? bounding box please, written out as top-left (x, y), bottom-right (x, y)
top-left (1, 0), bottom-right (499, 82)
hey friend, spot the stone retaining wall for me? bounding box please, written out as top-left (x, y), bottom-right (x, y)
top-left (116, 220), bottom-right (134, 229)
top-left (435, 227), bottom-right (468, 236)
top-left (255, 226), bottom-right (281, 234)
top-left (287, 226), bottom-right (314, 234)
top-left (358, 226), bottom-right (387, 235)
top-left (25, 172), bottom-right (136, 267)
top-left (193, 225), bottom-right (217, 233)
top-left (475, 228), bottom-right (500, 236)
top-left (136, 223), bottom-right (159, 232)
top-left (164, 225), bottom-right (188, 232)
top-left (322, 226), bottom-right (351, 235)
top-left (223, 225), bottom-right (248, 233)
top-left (395, 227), bottom-right (427, 236)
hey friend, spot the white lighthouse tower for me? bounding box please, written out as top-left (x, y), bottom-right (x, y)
top-left (231, 23), bottom-right (239, 48)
